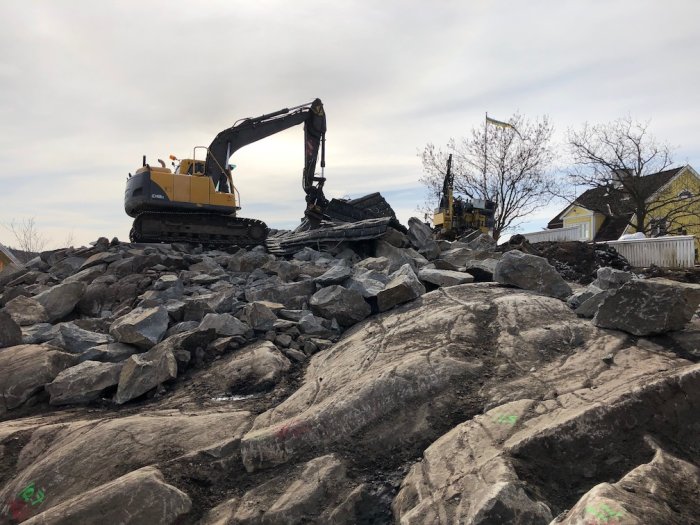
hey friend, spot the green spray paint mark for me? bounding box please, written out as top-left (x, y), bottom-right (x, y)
top-left (1, 481), bottom-right (47, 523)
top-left (585, 503), bottom-right (625, 523)
top-left (493, 414), bottom-right (518, 425)
top-left (18, 481), bottom-right (46, 506)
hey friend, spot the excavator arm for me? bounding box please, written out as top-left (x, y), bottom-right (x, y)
top-left (205, 98), bottom-right (327, 220)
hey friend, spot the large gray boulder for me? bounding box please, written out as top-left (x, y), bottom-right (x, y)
top-left (239, 302), bottom-right (277, 331)
top-left (418, 268), bottom-right (474, 287)
top-left (17, 467), bottom-right (191, 525)
top-left (375, 240), bottom-right (416, 272)
top-left (109, 306), bottom-right (169, 349)
top-left (205, 455), bottom-right (355, 525)
top-left (438, 247), bottom-right (473, 268)
top-left (464, 258), bottom-right (499, 282)
top-left (0, 311), bottom-right (22, 348)
top-left (494, 250), bottom-right (572, 300)
top-left (298, 313), bottom-right (336, 338)
top-left (315, 263), bottom-right (352, 286)
top-left (407, 217), bottom-right (440, 260)
top-left (80, 250), bottom-right (122, 269)
top-left (80, 342), bottom-right (140, 363)
top-left (55, 322), bottom-right (113, 354)
top-left (199, 313), bottom-right (251, 337)
top-left (114, 344), bottom-right (178, 404)
top-left (590, 266), bottom-right (635, 290)
top-left (593, 279), bottom-right (700, 335)
top-left (34, 281), bottom-right (87, 322)
top-left (245, 278), bottom-right (316, 307)
top-left (566, 285), bottom-right (602, 310)
top-left (3, 295), bottom-right (48, 326)
top-left (64, 263), bottom-right (107, 284)
top-left (552, 446), bottom-right (699, 525)
top-left (376, 264), bottom-right (426, 312)
top-left (574, 289), bottom-right (610, 318)
top-left (203, 341), bottom-right (291, 394)
top-left (345, 269), bottom-right (388, 298)
top-left (48, 256), bottom-right (85, 279)
top-left (0, 412), bottom-right (251, 521)
top-left (0, 344), bottom-right (78, 414)
top-left (46, 360), bottom-right (123, 405)
top-left (310, 286), bottom-right (371, 327)
top-left (21, 323), bottom-right (58, 344)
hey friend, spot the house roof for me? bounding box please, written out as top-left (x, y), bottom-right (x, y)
top-left (0, 243), bottom-right (22, 266)
top-left (547, 166), bottom-right (687, 234)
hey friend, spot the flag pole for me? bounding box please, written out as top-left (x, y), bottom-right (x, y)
top-left (483, 112), bottom-right (488, 183)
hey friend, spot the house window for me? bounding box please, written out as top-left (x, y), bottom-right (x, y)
top-left (678, 189), bottom-right (693, 199)
top-left (650, 218), bottom-right (667, 237)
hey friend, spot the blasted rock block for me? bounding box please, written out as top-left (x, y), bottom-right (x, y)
top-left (407, 217), bottom-right (440, 260)
top-left (200, 313), bottom-right (251, 337)
top-left (231, 455), bottom-right (350, 524)
top-left (418, 268), bottom-right (474, 288)
top-left (206, 341), bottom-right (291, 394)
top-left (239, 302), bottom-right (278, 332)
top-left (494, 250), bottom-right (572, 300)
top-left (17, 467), bottom-right (191, 525)
top-left (593, 279), bottom-right (700, 335)
top-left (0, 344), bottom-right (78, 413)
top-left (0, 311), bottom-right (22, 348)
top-left (55, 322), bottom-right (113, 354)
top-left (114, 344), bottom-right (177, 404)
top-left (591, 266), bottom-right (635, 290)
top-left (315, 263), bottom-right (352, 286)
top-left (375, 240), bottom-right (417, 272)
top-left (80, 342), bottom-right (139, 363)
top-left (3, 295), bottom-right (48, 326)
top-left (310, 285), bottom-right (371, 327)
top-left (377, 264), bottom-right (425, 312)
top-left (34, 281), bottom-right (87, 322)
top-left (245, 279), bottom-right (316, 307)
top-left (46, 360), bottom-right (123, 405)
top-left (552, 446), bottom-right (699, 525)
top-left (109, 306), bottom-right (169, 349)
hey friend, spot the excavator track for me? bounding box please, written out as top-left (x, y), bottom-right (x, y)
top-left (130, 211), bottom-right (269, 248)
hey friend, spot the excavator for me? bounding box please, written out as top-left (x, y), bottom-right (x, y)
top-left (433, 154), bottom-right (496, 239)
top-left (125, 98), bottom-right (329, 246)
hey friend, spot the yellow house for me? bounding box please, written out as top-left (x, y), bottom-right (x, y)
top-left (548, 165), bottom-right (700, 256)
top-left (0, 243), bottom-right (21, 272)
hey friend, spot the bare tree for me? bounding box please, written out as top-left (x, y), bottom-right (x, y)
top-left (4, 217), bottom-right (48, 262)
top-left (566, 116), bottom-right (700, 236)
top-left (62, 229), bottom-right (76, 249)
top-left (420, 113), bottom-right (557, 240)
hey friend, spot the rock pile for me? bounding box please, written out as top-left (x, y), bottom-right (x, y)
top-left (0, 223), bottom-right (698, 524)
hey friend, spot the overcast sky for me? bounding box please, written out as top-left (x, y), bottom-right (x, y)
top-left (1, 0), bottom-right (699, 249)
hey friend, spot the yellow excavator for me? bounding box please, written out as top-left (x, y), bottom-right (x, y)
top-left (125, 98), bottom-right (328, 246)
top-left (433, 154), bottom-right (496, 239)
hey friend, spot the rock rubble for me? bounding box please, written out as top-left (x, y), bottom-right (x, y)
top-left (0, 224), bottom-right (698, 524)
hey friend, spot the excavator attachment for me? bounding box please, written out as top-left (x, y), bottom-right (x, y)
top-left (266, 192), bottom-right (404, 255)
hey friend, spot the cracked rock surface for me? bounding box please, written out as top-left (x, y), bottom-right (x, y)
top-left (0, 233), bottom-right (698, 524)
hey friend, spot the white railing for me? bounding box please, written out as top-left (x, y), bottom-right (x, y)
top-left (522, 225), bottom-right (585, 243)
top-left (602, 235), bottom-right (696, 268)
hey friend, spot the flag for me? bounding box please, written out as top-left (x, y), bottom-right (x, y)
top-left (486, 115), bottom-right (515, 130)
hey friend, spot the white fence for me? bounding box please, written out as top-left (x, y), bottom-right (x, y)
top-left (522, 225), bottom-right (585, 243)
top-left (601, 235), bottom-right (696, 268)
